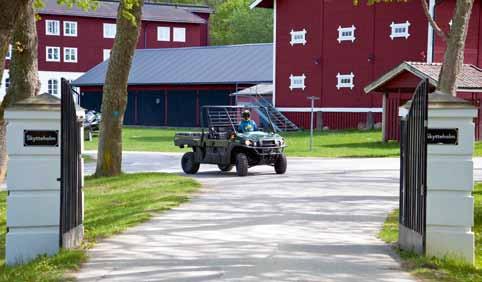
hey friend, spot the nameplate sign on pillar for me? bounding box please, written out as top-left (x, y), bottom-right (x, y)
top-left (24, 130), bottom-right (59, 147)
top-left (427, 128), bottom-right (458, 145)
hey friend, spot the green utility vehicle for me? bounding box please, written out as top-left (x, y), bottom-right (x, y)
top-left (174, 106), bottom-right (287, 176)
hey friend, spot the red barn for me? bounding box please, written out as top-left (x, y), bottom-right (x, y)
top-left (251, 0), bottom-right (482, 130)
top-left (1, 0), bottom-right (211, 99)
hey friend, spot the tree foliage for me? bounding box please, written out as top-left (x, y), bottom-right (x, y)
top-left (154, 0), bottom-right (273, 45)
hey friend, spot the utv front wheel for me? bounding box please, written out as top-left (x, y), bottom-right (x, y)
top-left (181, 152), bottom-right (200, 174)
top-left (218, 164), bottom-right (234, 172)
top-left (236, 153), bottom-right (249, 177)
top-left (274, 154), bottom-right (287, 174)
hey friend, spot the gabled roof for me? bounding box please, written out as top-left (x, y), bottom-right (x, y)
top-left (250, 0), bottom-right (273, 9)
top-left (38, 0), bottom-right (209, 24)
top-left (73, 44), bottom-right (273, 86)
top-left (364, 61), bottom-right (482, 93)
top-left (231, 83), bottom-right (273, 96)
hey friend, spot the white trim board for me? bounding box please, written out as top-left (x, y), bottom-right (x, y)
top-left (277, 107), bottom-right (383, 113)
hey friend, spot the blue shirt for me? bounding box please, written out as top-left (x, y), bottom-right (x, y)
top-left (238, 119), bottom-right (258, 133)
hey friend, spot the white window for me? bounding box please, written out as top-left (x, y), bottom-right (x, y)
top-left (5, 78), bottom-right (10, 90)
top-left (103, 23), bottom-right (117, 38)
top-left (48, 79), bottom-right (59, 95)
top-left (64, 21), bottom-right (78, 37)
top-left (103, 49), bottom-right (111, 61)
top-left (157, 27), bottom-right (170, 41)
top-left (338, 25), bottom-right (356, 43)
top-left (46, 20), bottom-right (60, 36)
top-left (289, 74), bottom-right (306, 91)
top-left (173, 27), bottom-right (186, 42)
top-left (5, 44), bottom-right (12, 60)
top-left (64, 47), bottom-right (77, 63)
top-left (290, 29), bottom-right (307, 46)
top-left (46, 46), bottom-right (60, 62)
top-left (390, 21), bottom-right (411, 40)
top-left (336, 72), bottom-right (355, 90)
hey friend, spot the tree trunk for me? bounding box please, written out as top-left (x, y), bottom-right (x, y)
top-left (0, 0), bottom-right (26, 87)
top-left (95, 0), bottom-right (144, 177)
top-left (0, 0), bottom-right (39, 182)
top-left (437, 0), bottom-right (474, 96)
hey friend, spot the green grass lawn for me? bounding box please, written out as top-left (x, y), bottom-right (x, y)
top-left (379, 184), bottom-right (482, 281)
top-left (85, 127), bottom-right (401, 158)
top-left (0, 173), bottom-right (200, 282)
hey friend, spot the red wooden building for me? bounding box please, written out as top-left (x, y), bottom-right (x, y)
top-left (251, 0), bottom-right (482, 130)
top-left (1, 0), bottom-right (211, 99)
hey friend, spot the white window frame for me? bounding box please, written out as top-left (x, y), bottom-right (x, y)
top-left (173, 27), bottom-right (186, 42)
top-left (338, 25), bottom-right (356, 43)
top-left (5, 44), bottom-right (12, 60)
top-left (46, 20), bottom-right (60, 36)
top-left (157, 26), bottom-right (171, 42)
top-left (63, 47), bottom-right (78, 63)
top-left (390, 21), bottom-right (411, 40)
top-left (336, 72), bottom-right (355, 90)
top-left (103, 23), bottom-right (117, 39)
top-left (48, 79), bottom-right (59, 96)
top-left (103, 49), bottom-right (111, 61)
top-left (290, 29), bottom-right (307, 46)
top-left (289, 74), bottom-right (306, 91)
top-left (46, 46), bottom-right (60, 62)
top-left (63, 21), bottom-right (78, 37)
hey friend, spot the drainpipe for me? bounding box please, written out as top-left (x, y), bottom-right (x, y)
top-left (427, 0), bottom-right (436, 63)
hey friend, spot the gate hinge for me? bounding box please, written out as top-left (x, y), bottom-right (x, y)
top-left (57, 178), bottom-right (61, 182)
top-left (421, 184), bottom-right (425, 196)
top-left (424, 120), bottom-right (428, 128)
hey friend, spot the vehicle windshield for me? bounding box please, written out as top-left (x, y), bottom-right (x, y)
top-left (203, 106), bottom-right (275, 134)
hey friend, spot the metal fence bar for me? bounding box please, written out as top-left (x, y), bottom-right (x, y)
top-left (399, 79), bottom-right (428, 253)
top-left (60, 78), bottom-right (83, 246)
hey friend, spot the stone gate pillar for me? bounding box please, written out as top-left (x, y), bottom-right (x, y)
top-left (5, 94), bottom-right (62, 266)
top-left (426, 92), bottom-right (477, 265)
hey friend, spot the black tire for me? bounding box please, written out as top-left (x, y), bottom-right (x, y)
top-left (274, 154), bottom-right (287, 174)
top-left (181, 152), bottom-right (200, 174)
top-left (236, 153), bottom-right (249, 177)
top-left (218, 164), bottom-right (234, 172)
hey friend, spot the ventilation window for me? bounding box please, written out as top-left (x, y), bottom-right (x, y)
top-left (338, 25), bottom-right (356, 43)
top-left (390, 21), bottom-right (411, 40)
top-left (289, 74), bottom-right (306, 91)
top-left (336, 73), bottom-right (355, 90)
top-left (290, 29), bottom-right (307, 46)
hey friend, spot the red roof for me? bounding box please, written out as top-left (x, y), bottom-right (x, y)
top-left (365, 61), bottom-right (482, 93)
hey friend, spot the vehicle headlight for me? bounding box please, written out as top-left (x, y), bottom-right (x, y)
top-left (279, 138), bottom-right (285, 145)
top-left (245, 140), bottom-right (253, 146)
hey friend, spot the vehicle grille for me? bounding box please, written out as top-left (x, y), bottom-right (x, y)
top-left (261, 140), bottom-right (276, 147)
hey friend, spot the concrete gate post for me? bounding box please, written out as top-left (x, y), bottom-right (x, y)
top-left (4, 94), bottom-right (62, 266)
top-left (426, 92), bottom-right (477, 265)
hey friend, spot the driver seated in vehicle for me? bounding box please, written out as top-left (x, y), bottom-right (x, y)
top-left (238, 110), bottom-right (258, 133)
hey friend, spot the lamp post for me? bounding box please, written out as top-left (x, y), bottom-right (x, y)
top-left (307, 96), bottom-right (320, 151)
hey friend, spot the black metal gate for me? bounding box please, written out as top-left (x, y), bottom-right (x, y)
top-left (60, 78), bottom-right (83, 247)
top-left (399, 79), bottom-right (429, 254)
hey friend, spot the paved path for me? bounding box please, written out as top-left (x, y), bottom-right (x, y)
top-left (77, 153), bottom-right (481, 282)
